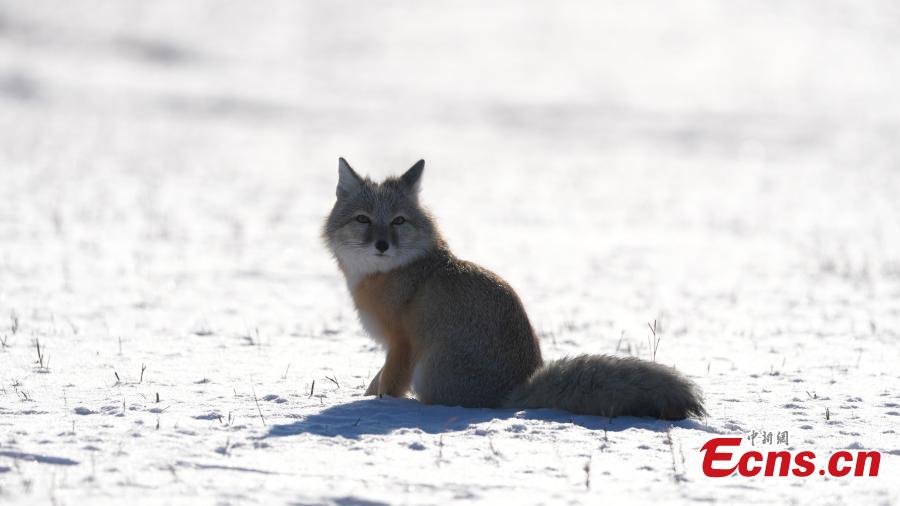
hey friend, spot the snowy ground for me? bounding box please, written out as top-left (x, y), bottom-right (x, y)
top-left (2, 1), bottom-right (900, 504)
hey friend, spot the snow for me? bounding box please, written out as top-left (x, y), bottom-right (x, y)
top-left (1, 1), bottom-right (899, 504)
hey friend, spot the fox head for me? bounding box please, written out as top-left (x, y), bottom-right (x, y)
top-left (323, 158), bottom-right (443, 284)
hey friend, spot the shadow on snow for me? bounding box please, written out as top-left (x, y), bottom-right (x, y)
top-left (267, 397), bottom-right (711, 439)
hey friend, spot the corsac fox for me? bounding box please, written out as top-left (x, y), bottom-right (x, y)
top-left (322, 158), bottom-right (705, 420)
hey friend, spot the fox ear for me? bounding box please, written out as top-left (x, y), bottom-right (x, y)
top-left (401, 159), bottom-right (425, 194)
top-left (337, 157), bottom-right (363, 198)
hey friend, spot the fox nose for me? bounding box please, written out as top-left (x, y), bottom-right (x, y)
top-left (375, 240), bottom-right (389, 253)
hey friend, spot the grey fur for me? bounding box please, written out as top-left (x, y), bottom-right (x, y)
top-left (323, 158), bottom-right (706, 420)
top-left (401, 159), bottom-right (425, 193)
top-left (503, 355), bottom-right (706, 420)
top-left (337, 157), bottom-right (364, 197)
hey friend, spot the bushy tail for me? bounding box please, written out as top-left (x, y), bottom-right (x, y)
top-left (502, 355), bottom-right (705, 420)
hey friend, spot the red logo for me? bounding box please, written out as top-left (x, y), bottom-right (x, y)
top-left (700, 437), bottom-right (881, 477)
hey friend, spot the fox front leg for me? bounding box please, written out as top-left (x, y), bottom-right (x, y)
top-left (376, 344), bottom-right (413, 397)
top-left (364, 367), bottom-right (383, 396)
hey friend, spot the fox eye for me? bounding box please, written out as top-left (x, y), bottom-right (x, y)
top-left (355, 215), bottom-right (371, 224)
top-left (391, 216), bottom-right (406, 225)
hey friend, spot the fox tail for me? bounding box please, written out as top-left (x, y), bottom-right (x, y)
top-left (502, 354), bottom-right (705, 420)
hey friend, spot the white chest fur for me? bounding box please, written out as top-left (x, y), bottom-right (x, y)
top-left (356, 308), bottom-right (388, 346)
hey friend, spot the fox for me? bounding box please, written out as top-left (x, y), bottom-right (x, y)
top-left (322, 158), bottom-right (705, 420)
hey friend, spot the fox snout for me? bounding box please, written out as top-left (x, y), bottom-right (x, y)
top-left (362, 221), bottom-right (396, 255)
